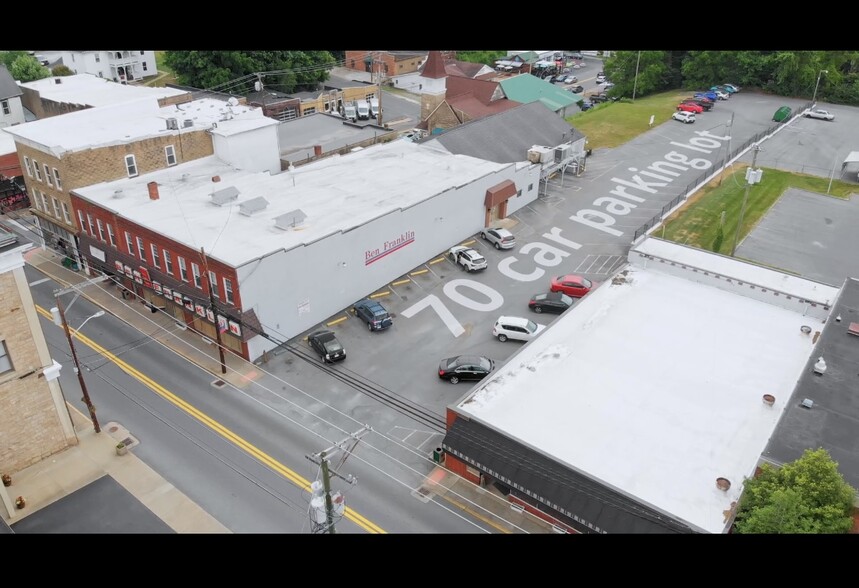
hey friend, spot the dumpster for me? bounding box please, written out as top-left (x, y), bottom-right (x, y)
top-left (772, 105), bottom-right (792, 123)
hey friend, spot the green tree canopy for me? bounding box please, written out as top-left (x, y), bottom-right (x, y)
top-left (456, 51), bottom-right (507, 66)
top-left (163, 51), bottom-right (334, 94)
top-left (734, 448), bottom-right (856, 534)
top-left (0, 51), bottom-right (28, 70)
top-left (10, 55), bottom-right (50, 83)
top-left (51, 64), bottom-right (74, 77)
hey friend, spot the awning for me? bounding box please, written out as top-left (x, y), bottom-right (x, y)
top-left (484, 180), bottom-right (517, 208)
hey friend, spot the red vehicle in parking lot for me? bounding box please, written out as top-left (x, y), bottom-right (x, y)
top-left (677, 102), bottom-right (703, 114)
top-left (549, 274), bottom-right (595, 298)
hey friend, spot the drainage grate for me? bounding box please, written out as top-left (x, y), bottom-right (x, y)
top-left (410, 486), bottom-right (433, 503)
top-left (211, 379), bottom-right (227, 389)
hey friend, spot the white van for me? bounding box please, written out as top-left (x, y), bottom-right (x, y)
top-left (356, 102), bottom-right (370, 120)
top-left (369, 98), bottom-right (379, 119)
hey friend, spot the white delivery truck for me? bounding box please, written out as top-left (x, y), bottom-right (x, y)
top-left (369, 98), bottom-right (379, 119)
top-left (343, 102), bottom-right (357, 122)
top-left (356, 101), bottom-right (370, 120)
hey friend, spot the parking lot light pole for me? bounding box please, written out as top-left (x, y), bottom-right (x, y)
top-left (812, 70), bottom-right (828, 106)
top-left (731, 144), bottom-right (761, 258)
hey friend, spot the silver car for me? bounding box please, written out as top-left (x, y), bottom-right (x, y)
top-left (480, 227), bottom-right (516, 250)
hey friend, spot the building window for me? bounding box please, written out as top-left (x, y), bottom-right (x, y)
top-left (125, 231), bottom-right (134, 256)
top-left (136, 236), bottom-right (146, 260)
top-left (208, 271), bottom-right (218, 298)
top-left (61, 202), bottom-right (71, 224)
top-left (98, 72), bottom-right (103, 78)
top-left (52, 197), bottom-right (61, 218)
top-left (140, 51), bottom-right (145, 56)
top-left (32, 188), bottom-right (41, 211)
top-left (151, 244), bottom-right (160, 268)
top-left (165, 145), bottom-right (176, 166)
top-left (0, 340), bottom-right (13, 374)
top-left (107, 223), bottom-right (116, 247)
top-left (96, 219), bottom-right (106, 242)
top-left (87, 213), bottom-right (96, 235)
top-left (191, 263), bottom-right (201, 288)
top-left (23, 156), bottom-right (32, 177)
top-left (142, 62), bottom-right (148, 71)
top-left (1, 99), bottom-right (9, 115)
top-left (95, 55), bottom-right (100, 63)
top-left (78, 210), bottom-right (86, 232)
top-left (224, 278), bottom-right (234, 304)
top-left (528, 183), bottom-right (534, 191)
top-left (41, 192), bottom-right (49, 213)
top-left (53, 168), bottom-right (62, 191)
top-left (125, 154), bottom-right (138, 177)
top-left (163, 249), bottom-right (173, 275)
top-left (178, 257), bottom-right (188, 282)
top-left (44, 164), bottom-right (53, 186)
top-left (304, 107), bottom-right (316, 115)
top-left (33, 160), bottom-right (42, 181)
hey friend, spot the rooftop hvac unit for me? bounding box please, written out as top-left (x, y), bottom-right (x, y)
top-left (238, 196), bottom-right (269, 216)
top-left (274, 209), bottom-right (307, 230)
top-left (182, 119), bottom-right (193, 128)
top-left (528, 146), bottom-right (552, 164)
top-left (554, 145), bottom-right (572, 163)
top-left (166, 118), bottom-right (178, 130)
top-left (210, 186), bottom-right (239, 206)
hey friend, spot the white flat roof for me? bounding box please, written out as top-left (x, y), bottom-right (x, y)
top-left (635, 237), bottom-right (839, 304)
top-left (455, 263), bottom-right (818, 534)
top-left (0, 129), bottom-right (16, 155)
top-left (18, 74), bottom-right (186, 107)
top-left (3, 97), bottom-right (273, 157)
top-left (74, 141), bottom-right (509, 267)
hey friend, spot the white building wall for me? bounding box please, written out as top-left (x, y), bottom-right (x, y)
top-left (240, 165), bottom-right (518, 359)
top-left (392, 72), bottom-right (425, 93)
top-left (212, 125), bottom-right (281, 175)
top-left (506, 163), bottom-right (540, 215)
top-left (0, 97), bottom-right (25, 127)
top-left (45, 51), bottom-right (157, 81)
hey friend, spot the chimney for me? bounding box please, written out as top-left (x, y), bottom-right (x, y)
top-left (314, 145), bottom-right (323, 157)
top-left (212, 175), bottom-right (221, 183)
top-left (147, 181), bottom-right (160, 201)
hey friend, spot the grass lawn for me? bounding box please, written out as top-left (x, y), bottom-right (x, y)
top-left (565, 90), bottom-right (690, 150)
top-left (145, 51), bottom-right (177, 87)
top-left (660, 167), bottom-right (857, 255)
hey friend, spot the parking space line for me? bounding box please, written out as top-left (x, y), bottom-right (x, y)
top-left (429, 256), bottom-right (446, 265)
top-left (370, 291), bottom-right (390, 299)
top-left (596, 256), bottom-right (618, 273)
top-left (462, 240), bottom-right (477, 247)
top-left (326, 315), bottom-right (349, 327)
top-left (392, 278), bottom-right (411, 286)
top-left (574, 256), bottom-right (592, 272)
top-left (410, 269), bottom-right (429, 276)
top-left (584, 255), bottom-right (604, 273)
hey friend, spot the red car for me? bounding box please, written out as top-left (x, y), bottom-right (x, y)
top-left (549, 274), bottom-right (595, 298)
top-left (677, 102), bottom-right (703, 114)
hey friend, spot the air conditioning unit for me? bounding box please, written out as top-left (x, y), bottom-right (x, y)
top-left (528, 146), bottom-right (552, 164)
top-left (527, 149), bottom-right (542, 164)
top-left (166, 118), bottom-right (178, 130)
top-left (182, 119), bottom-right (193, 128)
top-left (554, 145), bottom-right (572, 163)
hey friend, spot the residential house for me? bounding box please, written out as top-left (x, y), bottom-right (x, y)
top-left (37, 51), bottom-right (159, 84)
top-left (0, 65), bottom-right (25, 128)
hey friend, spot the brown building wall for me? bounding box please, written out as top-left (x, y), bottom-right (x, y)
top-left (0, 271), bottom-right (71, 471)
top-left (343, 52), bottom-right (428, 77)
top-left (425, 101), bottom-right (462, 132)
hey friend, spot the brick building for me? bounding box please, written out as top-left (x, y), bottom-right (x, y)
top-left (0, 234), bottom-right (75, 518)
top-left (344, 51), bottom-right (432, 79)
top-left (4, 96), bottom-right (278, 268)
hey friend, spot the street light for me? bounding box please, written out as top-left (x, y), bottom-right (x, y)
top-left (51, 302), bottom-right (104, 433)
top-left (812, 69), bottom-right (828, 106)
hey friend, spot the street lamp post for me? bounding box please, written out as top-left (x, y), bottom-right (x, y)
top-left (52, 300), bottom-right (104, 433)
top-left (731, 144), bottom-right (762, 257)
top-left (812, 69), bottom-right (828, 106)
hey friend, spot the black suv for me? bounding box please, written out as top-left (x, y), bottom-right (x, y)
top-left (308, 330), bottom-right (346, 363)
top-left (353, 298), bottom-right (393, 331)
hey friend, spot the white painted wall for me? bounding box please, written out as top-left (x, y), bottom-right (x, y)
top-left (506, 163), bottom-right (540, 215)
top-left (0, 96), bottom-right (25, 127)
top-left (392, 72), bottom-right (425, 93)
top-left (42, 51), bottom-right (157, 81)
top-left (240, 164), bottom-right (519, 359)
top-left (212, 124), bottom-right (281, 175)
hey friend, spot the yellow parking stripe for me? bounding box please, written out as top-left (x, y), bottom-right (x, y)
top-left (326, 315), bottom-right (348, 326)
top-left (410, 269), bottom-right (428, 276)
top-left (391, 279), bottom-right (411, 286)
top-left (35, 304), bottom-right (385, 534)
top-left (429, 257), bottom-right (446, 265)
top-left (462, 240), bottom-right (477, 247)
top-left (369, 291), bottom-right (390, 299)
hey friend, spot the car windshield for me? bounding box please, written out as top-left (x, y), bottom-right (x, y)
top-left (582, 278), bottom-right (593, 288)
top-left (525, 320), bottom-right (539, 333)
top-left (533, 294), bottom-right (547, 301)
top-left (324, 339), bottom-right (343, 353)
top-left (559, 294), bottom-right (573, 305)
top-left (477, 357), bottom-right (492, 370)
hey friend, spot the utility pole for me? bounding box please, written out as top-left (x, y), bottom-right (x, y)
top-left (718, 112), bottom-right (735, 187)
top-left (731, 144), bottom-right (761, 257)
top-left (306, 427), bottom-right (368, 534)
top-left (632, 50), bottom-right (641, 102)
top-left (200, 247), bottom-right (227, 374)
top-left (376, 55), bottom-right (384, 127)
top-left (54, 296), bottom-right (100, 433)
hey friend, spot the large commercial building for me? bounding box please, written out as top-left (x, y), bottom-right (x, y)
top-left (71, 141), bottom-right (541, 361)
top-left (442, 237), bottom-right (838, 533)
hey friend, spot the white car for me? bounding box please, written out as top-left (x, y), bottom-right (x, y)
top-left (480, 227), bottom-right (516, 250)
top-left (448, 245), bottom-right (487, 272)
top-left (672, 111), bottom-right (696, 124)
top-left (806, 108), bottom-right (835, 121)
top-left (492, 316), bottom-right (546, 343)
top-left (714, 90), bottom-right (730, 100)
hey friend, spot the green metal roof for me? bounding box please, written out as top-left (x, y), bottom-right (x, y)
top-left (498, 75), bottom-right (582, 111)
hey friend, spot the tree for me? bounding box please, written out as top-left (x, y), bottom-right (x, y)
top-left (52, 64), bottom-right (74, 77)
top-left (734, 448), bottom-right (856, 534)
top-left (164, 51), bottom-right (334, 94)
top-left (603, 51), bottom-right (674, 99)
top-left (9, 55), bottom-right (50, 83)
top-left (456, 50), bottom-right (507, 66)
top-left (0, 51), bottom-right (28, 69)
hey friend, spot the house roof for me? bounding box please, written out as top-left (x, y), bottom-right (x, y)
top-left (449, 238), bottom-right (828, 534)
top-left (762, 276), bottom-right (859, 489)
top-left (3, 97), bottom-right (273, 157)
top-left (509, 51), bottom-right (538, 63)
top-left (444, 60), bottom-right (490, 79)
top-left (0, 65), bottom-right (22, 100)
top-left (498, 74), bottom-right (581, 111)
top-left (446, 76), bottom-right (502, 106)
top-left (277, 113), bottom-right (387, 161)
top-left (18, 74), bottom-right (187, 108)
top-left (425, 101), bottom-right (583, 164)
top-left (421, 51), bottom-right (447, 79)
top-left (72, 141), bottom-right (510, 269)
top-left (446, 93), bottom-right (519, 120)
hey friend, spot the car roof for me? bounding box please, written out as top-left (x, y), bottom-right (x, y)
top-left (558, 274), bottom-right (585, 282)
top-left (356, 298), bottom-right (383, 309)
top-left (497, 315), bottom-right (531, 326)
top-left (310, 329), bottom-right (335, 339)
top-left (489, 227), bottom-right (513, 236)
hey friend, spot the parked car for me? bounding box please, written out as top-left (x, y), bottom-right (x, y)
top-left (680, 101), bottom-right (707, 113)
top-left (772, 105), bottom-right (792, 122)
top-left (492, 316), bottom-right (545, 343)
top-left (480, 227), bottom-right (516, 250)
top-left (806, 108), bottom-right (835, 121)
top-left (569, 52), bottom-right (584, 60)
top-left (683, 97), bottom-right (714, 111)
top-left (569, 85), bottom-right (585, 94)
top-left (596, 72), bottom-right (606, 83)
top-left (677, 102), bottom-right (703, 114)
top-left (590, 92), bottom-right (609, 103)
top-left (673, 111), bottom-right (696, 124)
top-left (712, 90), bottom-right (729, 100)
top-left (722, 83), bottom-right (741, 93)
top-left (308, 330), bottom-right (346, 363)
top-left (550, 274), bottom-right (595, 298)
top-left (438, 355), bottom-right (495, 384)
top-left (353, 298), bottom-right (393, 331)
top-left (602, 82), bottom-right (615, 90)
top-left (696, 91), bottom-right (718, 101)
top-left (580, 100), bottom-right (594, 111)
top-left (710, 85), bottom-right (734, 97)
top-left (528, 291), bottom-right (575, 314)
top-left (448, 245), bottom-right (488, 272)
top-left (693, 94), bottom-right (716, 105)
top-left (564, 75), bottom-right (578, 84)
